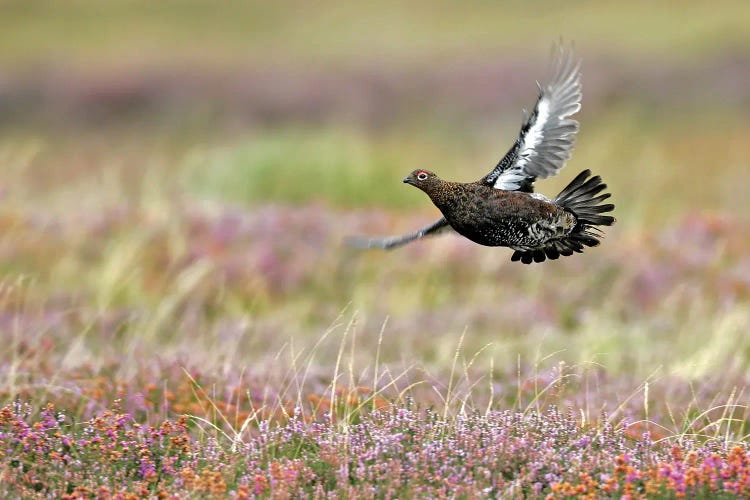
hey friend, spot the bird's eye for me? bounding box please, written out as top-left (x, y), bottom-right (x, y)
top-left (417, 172), bottom-right (428, 181)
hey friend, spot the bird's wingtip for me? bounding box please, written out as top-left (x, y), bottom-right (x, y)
top-left (344, 236), bottom-right (383, 250)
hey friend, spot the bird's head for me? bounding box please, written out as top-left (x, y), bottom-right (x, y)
top-left (403, 169), bottom-right (441, 193)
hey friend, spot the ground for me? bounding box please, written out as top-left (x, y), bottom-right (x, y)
top-left (1, 1), bottom-right (749, 497)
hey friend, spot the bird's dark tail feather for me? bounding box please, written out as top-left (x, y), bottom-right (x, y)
top-left (511, 169), bottom-right (615, 264)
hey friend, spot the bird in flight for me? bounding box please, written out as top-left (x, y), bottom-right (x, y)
top-left (348, 44), bottom-right (615, 264)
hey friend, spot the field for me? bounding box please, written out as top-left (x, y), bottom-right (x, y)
top-left (2, 1), bottom-right (750, 497)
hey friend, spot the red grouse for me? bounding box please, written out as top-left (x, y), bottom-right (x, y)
top-left (348, 45), bottom-right (614, 264)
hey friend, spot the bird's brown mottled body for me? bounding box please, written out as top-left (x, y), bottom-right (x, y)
top-left (425, 181), bottom-right (575, 250)
top-left (360, 167), bottom-right (615, 264)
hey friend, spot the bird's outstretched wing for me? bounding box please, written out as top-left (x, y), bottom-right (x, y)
top-left (480, 44), bottom-right (582, 192)
top-left (346, 217), bottom-right (451, 250)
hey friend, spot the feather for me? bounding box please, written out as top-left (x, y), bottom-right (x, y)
top-left (346, 217), bottom-right (451, 250)
top-left (480, 43), bottom-right (582, 192)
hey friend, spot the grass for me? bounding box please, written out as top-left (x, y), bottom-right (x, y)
top-left (185, 129), bottom-right (417, 208)
top-left (1, 2), bottom-right (750, 497)
top-left (1, 94), bottom-right (749, 497)
top-left (2, 0), bottom-right (750, 68)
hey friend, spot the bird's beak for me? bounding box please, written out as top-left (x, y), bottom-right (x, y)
top-left (402, 177), bottom-right (410, 184)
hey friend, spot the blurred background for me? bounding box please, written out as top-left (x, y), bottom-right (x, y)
top-left (1, 1), bottom-right (750, 423)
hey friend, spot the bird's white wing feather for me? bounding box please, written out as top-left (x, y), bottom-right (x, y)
top-left (481, 44), bottom-right (582, 192)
